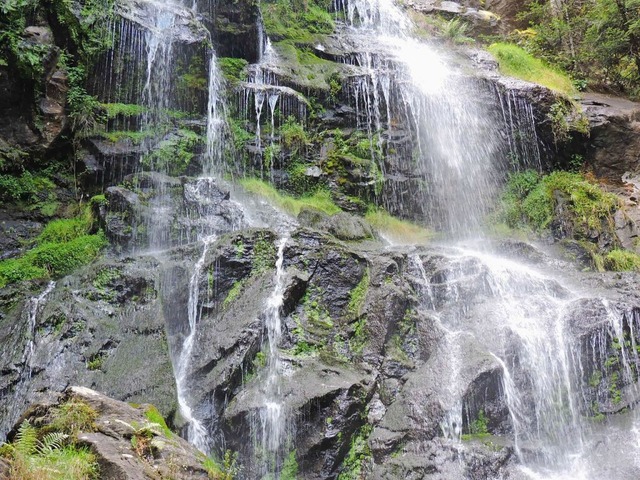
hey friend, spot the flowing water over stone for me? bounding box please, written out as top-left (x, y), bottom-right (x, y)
top-left (4, 1), bottom-right (640, 479)
top-left (411, 244), bottom-right (640, 479)
top-left (254, 237), bottom-right (291, 476)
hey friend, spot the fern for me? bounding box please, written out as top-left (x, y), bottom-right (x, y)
top-left (13, 421), bottom-right (38, 457)
top-left (37, 432), bottom-right (69, 455)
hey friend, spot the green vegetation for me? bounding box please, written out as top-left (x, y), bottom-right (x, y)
top-left (546, 101), bottom-right (590, 145)
top-left (604, 249), bottom-right (640, 272)
top-left (0, 397), bottom-right (100, 480)
top-left (47, 399), bottom-right (98, 436)
top-left (261, 0), bottom-right (334, 42)
top-left (240, 178), bottom-right (341, 216)
top-left (488, 43), bottom-right (576, 94)
top-left (348, 268), bottom-right (369, 317)
top-left (223, 280), bottom-right (245, 308)
top-left (218, 57), bottom-right (248, 84)
top-left (86, 355), bottom-right (104, 371)
top-left (141, 129), bottom-right (203, 176)
top-left (441, 17), bottom-right (474, 44)
top-left (144, 406), bottom-right (172, 438)
top-left (0, 208), bottom-right (107, 288)
top-left (518, 0), bottom-right (640, 98)
top-left (0, 171), bottom-right (55, 204)
top-left (202, 450), bottom-right (239, 480)
top-left (102, 103), bottom-right (147, 118)
top-left (252, 233), bottom-right (277, 274)
top-left (338, 425), bottom-right (372, 480)
top-left (463, 410), bottom-right (489, 440)
top-left (280, 450), bottom-right (299, 480)
top-left (498, 170), bottom-right (618, 233)
top-left (365, 207), bottom-right (433, 244)
top-left (280, 116), bottom-right (308, 153)
top-left (100, 129), bottom-right (159, 144)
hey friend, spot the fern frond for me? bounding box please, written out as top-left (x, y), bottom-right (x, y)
top-left (37, 432), bottom-right (69, 454)
top-left (13, 421), bottom-right (38, 457)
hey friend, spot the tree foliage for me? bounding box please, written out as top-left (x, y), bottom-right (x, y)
top-left (519, 0), bottom-right (640, 97)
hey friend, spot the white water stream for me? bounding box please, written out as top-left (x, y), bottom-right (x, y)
top-left (258, 237), bottom-right (289, 474)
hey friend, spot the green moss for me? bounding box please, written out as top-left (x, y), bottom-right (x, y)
top-left (27, 232), bottom-right (107, 277)
top-left (0, 171), bottom-right (55, 204)
top-left (144, 406), bottom-right (172, 438)
top-left (223, 280), bottom-right (245, 308)
top-left (89, 194), bottom-right (107, 207)
top-left (0, 206), bottom-right (107, 288)
top-left (101, 103), bottom-right (147, 118)
top-left (252, 234), bottom-right (277, 275)
top-left (499, 170), bottom-right (619, 235)
top-left (218, 57), bottom-right (248, 83)
top-left (0, 232), bottom-right (107, 288)
top-left (348, 268), bottom-right (369, 317)
top-left (261, 0), bottom-right (334, 42)
top-left (338, 424), bottom-right (372, 480)
top-left (487, 43), bottom-right (576, 94)
top-left (141, 129), bottom-right (203, 176)
top-left (604, 249), bottom-right (640, 272)
top-left (0, 260), bottom-right (48, 288)
top-left (280, 116), bottom-right (308, 153)
top-left (99, 129), bottom-right (157, 144)
top-left (38, 214), bottom-right (93, 244)
top-left (240, 178), bottom-right (341, 216)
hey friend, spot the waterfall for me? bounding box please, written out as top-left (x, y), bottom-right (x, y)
top-left (257, 237), bottom-right (290, 476)
top-left (412, 245), bottom-right (640, 478)
top-left (1, 282), bottom-right (56, 440)
top-left (205, 54), bottom-right (226, 175)
top-left (336, 0), bottom-right (542, 234)
top-left (173, 236), bottom-right (216, 452)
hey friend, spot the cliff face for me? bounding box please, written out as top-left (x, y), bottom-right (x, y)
top-left (1, 1), bottom-right (640, 479)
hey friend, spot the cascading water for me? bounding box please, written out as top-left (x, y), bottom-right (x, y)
top-left (173, 235), bottom-right (216, 452)
top-left (411, 245), bottom-right (640, 478)
top-left (333, 0), bottom-right (640, 478)
top-left (254, 237), bottom-right (290, 476)
top-left (336, 0), bottom-right (541, 234)
top-left (2, 281), bottom-right (56, 440)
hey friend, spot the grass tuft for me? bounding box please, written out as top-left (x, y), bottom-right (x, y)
top-left (240, 178), bottom-right (341, 216)
top-left (365, 207), bottom-right (433, 244)
top-left (488, 43), bottom-right (575, 94)
top-left (604, 249), bottom-right (640, 272)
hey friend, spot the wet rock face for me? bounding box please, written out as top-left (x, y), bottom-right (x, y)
top-left (0, 255), bottom-right (178, 441)
top-left (3, 219), bottom-right (640, 478)
top-left (581, 93), bottom-right (640, 182)
top-left (0, 27), bottom-right (68, 160)
top-left (99, 175), bottom-right (245, 251)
